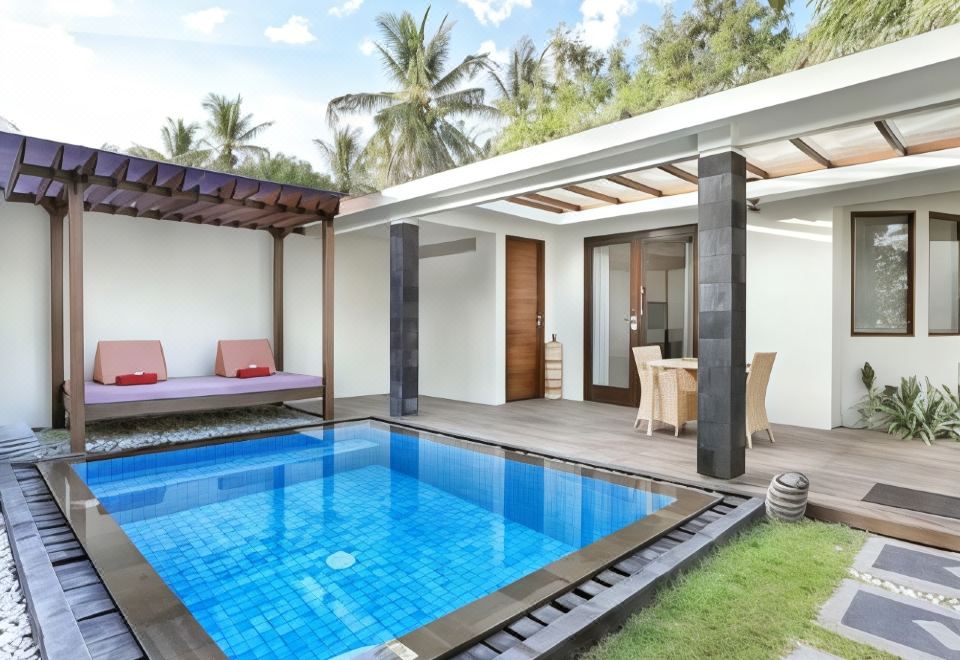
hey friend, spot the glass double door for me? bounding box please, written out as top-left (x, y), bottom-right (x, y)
top-left (585, 229), bottom-right (696, 406)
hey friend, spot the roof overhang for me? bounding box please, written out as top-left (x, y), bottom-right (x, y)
top-left (327, 25), bottom-right (960, 234)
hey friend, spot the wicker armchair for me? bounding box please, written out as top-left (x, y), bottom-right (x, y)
top-left (746, 352), bottom-right (777, 448)
top-left (632, 346), bottom-right (698, 437)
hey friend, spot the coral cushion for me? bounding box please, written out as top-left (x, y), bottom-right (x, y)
top-left (237, 367), bottom-right (271, 379)
top-left (93, 341), bottom-right (168, 385)
top-left (116, 372), bottom-right (158, 386)
top-left (215, 339), bottom-right (277, 378)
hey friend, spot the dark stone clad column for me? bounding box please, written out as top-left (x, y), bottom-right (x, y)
top-left (390, 219), bottom-right (419, 416)
top-left (697, 151), bottom-right (747, 479)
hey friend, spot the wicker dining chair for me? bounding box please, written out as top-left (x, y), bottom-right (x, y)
top-left (746, 352), bottom-right (777, 448)
top-left (632, 346), bottom-right (698, 437)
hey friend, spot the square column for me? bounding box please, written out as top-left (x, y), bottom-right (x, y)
top-left (697, 150), bottom-right (747, 479)
top-left (390, 219), bottom-right (419, 416)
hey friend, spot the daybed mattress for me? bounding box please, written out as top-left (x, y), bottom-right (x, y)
top-left (64, 373), bottom-right (324, 405)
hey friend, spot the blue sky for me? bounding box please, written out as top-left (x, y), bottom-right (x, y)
top-left (0, 0), bottom-right (814, 171)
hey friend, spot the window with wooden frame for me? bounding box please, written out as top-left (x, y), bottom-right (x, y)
top-left (929, 212), bottom-right (960, 335)
top-left (851, 211), bottom-right (915, 336)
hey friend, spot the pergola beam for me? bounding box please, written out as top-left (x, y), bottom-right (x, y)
top-left (745, 162), bottom-right (769, 179)
top-left (658, 164), bottom-right (699, 185)
top-left (605, 174), bottom-right (662, 197)
top-left (564, 184), bottom-right (621, 205)
top-left (524, 192), bottom-right (581, 212)
top-left (875, 120), bottom-right (907, 156)
top-left (49, 206), bottom-right (65, 429)
top-left (790, 137), bottom-right (833, 168)
top-left (507, 197), bottom-right (565, 213)
top-left (322, 219), bottom-right (335, 420)
top-left (67, 181), bottom-right (85, 453)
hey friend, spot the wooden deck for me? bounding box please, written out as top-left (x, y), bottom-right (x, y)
top-left (312, 395), bottom-right (960, 551)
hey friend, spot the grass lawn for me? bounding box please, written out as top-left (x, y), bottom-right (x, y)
top-left (585, 520), bottom-right (894, 660)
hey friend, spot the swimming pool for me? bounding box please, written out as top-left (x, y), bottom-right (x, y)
top-left (43, 420), bottom-right (715, 659)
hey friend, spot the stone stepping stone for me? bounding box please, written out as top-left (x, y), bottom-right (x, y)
top-left (855, 537), bottom-right (960, 598)
top-left (820, 579), bottom-right (960, 659)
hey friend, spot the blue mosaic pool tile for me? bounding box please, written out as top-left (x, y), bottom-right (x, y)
top-left (76, 422), bottom-right (674, 659)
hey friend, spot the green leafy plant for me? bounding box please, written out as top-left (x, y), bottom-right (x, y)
top-left (871, 375), bottom-right (960, 445)
top-left (854, 362), bottom-right (885, 428)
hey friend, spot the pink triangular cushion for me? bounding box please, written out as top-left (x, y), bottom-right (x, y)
top-left (215, 339), bottom-right (277, 378)
top-left (93, 340), bottom-right (168, 385)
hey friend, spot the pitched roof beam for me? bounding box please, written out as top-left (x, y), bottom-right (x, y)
top-left (657, 164), bottom-right (699, 185)
top-left (790, 137), bottom-right (833, 168)
top-left (745, 162), bottom-right (769, 179)
top-left (605, 174), bottom-right (662, 197)
top-left (874, 120), bottom-right (907, 156)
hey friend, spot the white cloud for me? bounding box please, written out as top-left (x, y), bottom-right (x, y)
top-left (457, 0), bottom-right (531, 26)
top-left (264, 16), bottom-right (316, 44)
top-left (181, 7), bottom-right (229, 34)
top-left (358, 38), bottom-right (377, 56)
top-left (576, 0), bottom-right (637, 50)
top-left (44, 0), bottom-right (115, 18)
top-left (478, 40), bottom-right (509, 66)
top-left (329, 0), bottom-right (363, 17)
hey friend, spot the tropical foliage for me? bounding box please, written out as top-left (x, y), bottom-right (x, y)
top-left (856, 362), bottom-right (960, 445)
top-left (114, 0), bottom-right (960, 190)
top-left (326, 7), bottom-right (498, 186)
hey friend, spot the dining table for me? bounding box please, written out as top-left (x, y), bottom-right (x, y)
top-left (643, 357), bottom-right (750, 436)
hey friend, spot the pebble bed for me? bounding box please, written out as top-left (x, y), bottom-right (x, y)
top-left (0, 516), bottom-right (39, 659)
top-left (849, 566), bottom-right (960, 612)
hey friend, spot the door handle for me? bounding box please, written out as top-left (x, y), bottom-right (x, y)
top-left (639, 285), bottom-right (645, 316)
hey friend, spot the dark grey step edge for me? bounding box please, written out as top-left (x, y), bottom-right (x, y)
top-left (0, 462), bottom-right (93, 660)
top-left (495, 497), bottom-right (766, 659)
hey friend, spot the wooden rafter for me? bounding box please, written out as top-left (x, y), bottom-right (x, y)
top-left (605, 174), bottom-right (662, 197)
top-left (658, 164), bottom-right (699, 185)
top-left (875, 120), bottom-right (907, 156)
top-left (524, 192), bottom-right (581, 212)
top-left (563, 184), bottom-right (620, 205)
top-left (907, 136), bottom-right (960, 156)
top-left (508, 196), bottom-right (565, 213)
top-left (745, 162), bottom-right (769, 179)
top-left (790, 137), bottom-right (833, 168)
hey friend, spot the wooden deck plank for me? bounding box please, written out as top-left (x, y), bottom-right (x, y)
top-left (328, 395), bottom-right (960, 549)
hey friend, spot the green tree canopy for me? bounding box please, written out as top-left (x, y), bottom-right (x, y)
top-left (236, 151), bottom-right (335, 190)
top-left (314, 124), bottom-right (371, 194)
top-left (202, 93), bottom-right (274, 170)
top-left (326, 7), bottom-right (498, 186)
top-left (129, 117), bottom-right (209, 166)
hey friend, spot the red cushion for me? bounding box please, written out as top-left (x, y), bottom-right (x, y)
top-left (115, 372), bottom-right (158, 386)
top-left (237, 366), bottom-right (272, 379)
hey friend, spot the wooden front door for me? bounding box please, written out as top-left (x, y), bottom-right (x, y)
top-left (506, 236), bottom-right (545, 401)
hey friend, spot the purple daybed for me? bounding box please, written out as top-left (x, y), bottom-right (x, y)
top-left (63, 340), bottom-right (324, 422)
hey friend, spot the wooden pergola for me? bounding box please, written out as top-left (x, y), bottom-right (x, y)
top-left (0, 131), bottom-right (341, 452)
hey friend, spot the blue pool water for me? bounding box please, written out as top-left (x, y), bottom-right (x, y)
top-left (74, 422), bottom-right (675, 659)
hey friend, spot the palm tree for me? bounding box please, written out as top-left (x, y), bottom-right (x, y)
top-left (202, 93), bottom-right (273, 170)
top-left (326, 7), bottom-right (498, 186)
top-left (489, 36), bottom-right (550, 119)
top-left (313, 124), bottom-right (369, 194)
top-left (129, 117), bottom-right (209, 166)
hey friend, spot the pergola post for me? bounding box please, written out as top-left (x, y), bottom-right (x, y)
top-left (390, 218), bottom-right (418, 417)
top-left (67, 181), bottom-right (85, 453)
top-left (48, 206), bottom-right (66, 429)
top-left (272, 229), bottom-right (285, 371)
top-left (697, 150), bottom-right (747, 479)
top-left (322, 218), bottom-right (335, 420)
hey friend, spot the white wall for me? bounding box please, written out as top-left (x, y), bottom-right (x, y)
top-left (333, 229), bottom-right (389, 398)
top-left (0, 200), bottom-right (51, 428)
top-left (0, 201), bottom-right (328, 428)
top-left (420, 222), bottom-right (498, 404)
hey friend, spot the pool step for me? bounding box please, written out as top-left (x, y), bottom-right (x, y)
top-left (0, 463), bottom-right (146, 660)
top-left (445, 493), bottom-right (765, 660)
